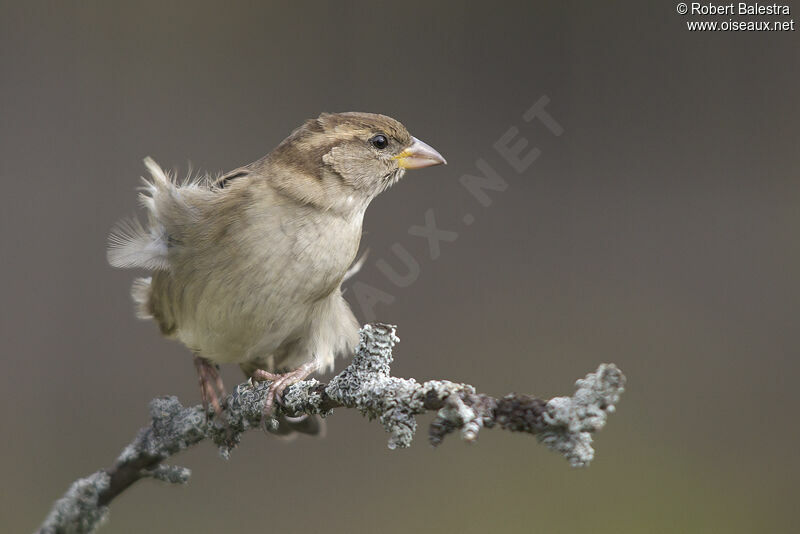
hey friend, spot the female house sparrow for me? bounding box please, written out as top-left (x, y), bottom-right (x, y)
top-left (108, 112), bottom-right (446, 426)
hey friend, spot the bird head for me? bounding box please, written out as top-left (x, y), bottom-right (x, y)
top-left (265, 112), bottom-right (446, 213)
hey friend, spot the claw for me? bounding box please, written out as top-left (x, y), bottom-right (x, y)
top-left (251, 362), bottom-right (317, 422)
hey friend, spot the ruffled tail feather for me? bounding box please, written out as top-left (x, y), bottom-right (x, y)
top-left (107, 157), bottom-right (173, 270)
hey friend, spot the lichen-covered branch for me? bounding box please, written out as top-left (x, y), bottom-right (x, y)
top-left (37, 323), bottom-right (625, 534)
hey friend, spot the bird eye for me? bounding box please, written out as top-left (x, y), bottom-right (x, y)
top-left (370, 134), bottom-right (388, 150)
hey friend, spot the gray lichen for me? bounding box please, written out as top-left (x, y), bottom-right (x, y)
top-left (36, 323), bottom-right (626, 534)
top-left (326, 324), bottom-right (424, 448)
top-left (538, 364), bottom-right (626, 467)
top-left (142, 464), bottom-right (192, 484)
top-left (38, 472), bottom-right (111, 534)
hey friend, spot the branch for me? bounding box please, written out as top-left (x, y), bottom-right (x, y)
top-left (37, 323), bottom-right (626, 534)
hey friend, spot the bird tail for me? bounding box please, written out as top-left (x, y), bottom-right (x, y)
top-left (130, 276), bottom-right (153, 319)
top-left (107, 158), bottom-right (174, 270)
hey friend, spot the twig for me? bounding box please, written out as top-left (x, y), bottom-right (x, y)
top-left (36, 323), bottom-right (626, 534)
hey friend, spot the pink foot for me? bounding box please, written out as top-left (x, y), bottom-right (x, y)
top-left (194, 355), bottom-right (227, 418)
top-left (252, 362), bottom-right (317, 419)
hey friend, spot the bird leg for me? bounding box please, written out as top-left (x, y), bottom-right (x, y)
top-left (193, 355), bottom-right (227, 418)
top-left (251, 361), bottom-right (318, 419)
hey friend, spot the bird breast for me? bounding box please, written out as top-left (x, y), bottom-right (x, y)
top-left (169, 200), bottom-right (363, 365)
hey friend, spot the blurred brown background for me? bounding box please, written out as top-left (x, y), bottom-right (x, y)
top-left (2, 1), bottom-right (798, 532)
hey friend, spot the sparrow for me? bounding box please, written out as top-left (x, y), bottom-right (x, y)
top-left (108, 112), bottom-right (446, 431)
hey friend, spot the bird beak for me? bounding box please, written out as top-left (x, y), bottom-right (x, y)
top-left (395, 137), bottom-right (447, 169)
